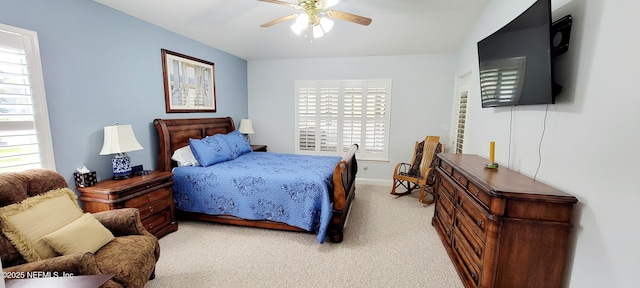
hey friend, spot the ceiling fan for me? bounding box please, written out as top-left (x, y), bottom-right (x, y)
top-left (258, 0), bottom-right (372, 38)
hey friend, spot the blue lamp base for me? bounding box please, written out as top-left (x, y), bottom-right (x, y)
top-left (111, 153), bottom-right (133, 180)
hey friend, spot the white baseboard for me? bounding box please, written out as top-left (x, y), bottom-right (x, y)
top-left (355, 178), bottom-right (392, 187)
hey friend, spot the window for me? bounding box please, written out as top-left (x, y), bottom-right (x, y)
top-left (295, 79), bottom-right (391, 161)
top-left (0, 23), bottom-right (55, 172)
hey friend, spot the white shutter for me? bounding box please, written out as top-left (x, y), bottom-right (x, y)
top-left (319, 85), bottom-right (338, 152)
top-left (295, 79), bottom-right (391, 161)
top-left (364, 83), bottom-right (387, 153)
top-left (296, 83), bottom-right (317, 151)
top-left (456, 91), bottom-right (468, 154)
top-left (342, 84), bottom-right (362, 152)
top-left (0, 24), bottom-right (54, 172)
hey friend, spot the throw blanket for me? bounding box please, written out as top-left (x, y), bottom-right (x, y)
top-left (172, 152), bottom-right (341, 243)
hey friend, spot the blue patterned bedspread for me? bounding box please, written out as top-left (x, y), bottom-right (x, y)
top-left (172, 152), bottom-right (341, 243)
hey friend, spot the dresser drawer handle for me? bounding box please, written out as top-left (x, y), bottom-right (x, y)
top-left (148, 224), bottom-right (154, 229)
top-left (458, 200), bottom-right (463, 208)
top-left (476, 219), bottom-right (483, 227)
top-left (146, 185), bottom-right (151, 189)
top-left (149, 207), bottom-right (154, 212)
top-left (471, 272), bottom-right (478, 281)
top-left (474, 247), bottom-right (480, 254)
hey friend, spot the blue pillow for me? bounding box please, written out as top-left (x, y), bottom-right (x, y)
top-left (189, 136), bottom-right (232, 167)
top-left (223, 130), bottom-right (253, 159)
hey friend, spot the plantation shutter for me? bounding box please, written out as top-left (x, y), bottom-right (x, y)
top-left (455, 91), bottom-right (468, 154)
top-left (295, 79), bottom-right (391, 161)
top-left (364, 82), bottom-right (388, 154)
top-left (0, 24), bottom-right (54, 172)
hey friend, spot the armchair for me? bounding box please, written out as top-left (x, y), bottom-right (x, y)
top-left (0, 169), bottom-right (160, 288)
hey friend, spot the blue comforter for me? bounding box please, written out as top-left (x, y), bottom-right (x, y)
top-left (172, 152), bottom-right (341, 243)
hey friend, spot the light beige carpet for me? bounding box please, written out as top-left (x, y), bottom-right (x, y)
top-left (145, 184), bottom-right (464, 288)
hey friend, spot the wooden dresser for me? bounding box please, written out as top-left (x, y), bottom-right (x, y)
top-left (432, 154), bottom-right (577, 288)
top-left (77, 171), bottom-right (178, 238)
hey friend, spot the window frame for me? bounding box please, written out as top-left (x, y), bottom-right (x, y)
top-left (0, 23), bottom-right (55, 172)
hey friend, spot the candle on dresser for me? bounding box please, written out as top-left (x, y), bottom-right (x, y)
top-left (489, 141), bottom-right (495, 163)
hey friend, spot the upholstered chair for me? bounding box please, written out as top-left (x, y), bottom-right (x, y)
top-left (0, 169), bottom-right (160, 288)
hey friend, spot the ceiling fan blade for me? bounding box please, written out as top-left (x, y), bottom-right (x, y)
top-left (326, 10), bottom-right (372, 26)
top-left (257, 0), bottom-right (301, 9)
top-left (260, 14), bottom-right (297, 27)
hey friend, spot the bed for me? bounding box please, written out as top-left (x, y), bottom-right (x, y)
top-left (153, 117), bottom-right (358, 243)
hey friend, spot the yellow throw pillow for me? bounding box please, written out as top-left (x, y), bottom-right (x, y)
top-left (43, 213), bottom-right (114, 255)
top-left (0, 188), bottom-right (83, 262)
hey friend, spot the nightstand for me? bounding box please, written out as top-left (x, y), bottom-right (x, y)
top-left (77, 171), bottom-right (178, 238)
top-left (251, 144), bottom-right (267, 152)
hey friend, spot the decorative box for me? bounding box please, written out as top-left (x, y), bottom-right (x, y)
top-left (74, 171), bottom-right (97, 187)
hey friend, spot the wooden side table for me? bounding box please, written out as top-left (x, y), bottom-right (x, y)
top-left (250, 144), bottom-right (267, 152)
top-left (77, 171), bottom-right (178, 238)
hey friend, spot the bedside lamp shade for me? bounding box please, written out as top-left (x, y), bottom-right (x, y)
top-left (238, 119), bottom-right (255, 134)
top-left (238, 119), bottom-right (255, 144)
top-left (99, 124), bottom-right (143, 179)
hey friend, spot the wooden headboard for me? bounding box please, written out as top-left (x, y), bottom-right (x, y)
top-left (153, 117), bottom-right (235, 172)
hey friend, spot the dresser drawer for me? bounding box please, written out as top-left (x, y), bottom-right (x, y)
top-left (456, 190), bottom-right (489, 239)
top-left (452, 169), bottom-right (469, 188)
top-left (467, 182), bottom-right (491, 209)
top-left (440, 160), bottom-right (454, 176)
top-left (125, 187), bottom-right (171, 208)
top-left (454, 212), bottom-right (485, 266)
top-left (453, 233), bottom-right (481, 287)
top-left (435, 205), bottom-right (454, 245)
top-left (138, 197), bottom-right (171, 220)
top-left (141, 209), bottom-right (171, 234)
top-left (438, 174), bottom-right (457, 203)
top-left (437, 188), bottom-right (455, 223)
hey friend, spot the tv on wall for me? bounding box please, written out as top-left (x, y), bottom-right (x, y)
top-left (477, 0), bottom-right (559, 108)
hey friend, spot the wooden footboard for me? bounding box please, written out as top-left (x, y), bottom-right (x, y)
top-left (153, 118), bottom-right (358, 243)
top-left (328, 144), bottom-right (358, 243)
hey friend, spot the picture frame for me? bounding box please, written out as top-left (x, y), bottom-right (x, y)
top-left (161, 49), bottom-right (216, 113)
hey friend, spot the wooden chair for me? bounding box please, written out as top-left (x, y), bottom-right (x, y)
top-left (391, 136), bottom-right (442, 204)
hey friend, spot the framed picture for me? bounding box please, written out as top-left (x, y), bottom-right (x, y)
top-left (161, 49), bottom-right (216, 113)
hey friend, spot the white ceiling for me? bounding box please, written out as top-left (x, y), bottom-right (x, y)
top-left (94, 0), bottom-right (490, 61)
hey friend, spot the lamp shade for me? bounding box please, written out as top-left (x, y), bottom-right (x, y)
top-left (99, 124), bottom-right (143, 155)
top-left (238, 119), bottom-right (255, 134)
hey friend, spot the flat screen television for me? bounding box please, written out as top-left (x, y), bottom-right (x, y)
top-left (477, 0), bottom-right (557, 108)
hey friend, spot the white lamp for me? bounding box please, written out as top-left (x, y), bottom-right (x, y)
top-left (99, 124), bottom-right (143, 179)
top-left (238, 119), bottom-right (255, 144)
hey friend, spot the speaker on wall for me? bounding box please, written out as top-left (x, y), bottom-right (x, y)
top-left (552, 15), bottom-right (572, 56)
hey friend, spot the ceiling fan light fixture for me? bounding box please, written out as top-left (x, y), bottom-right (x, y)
top-left (312, 25), bottom-right (324, 38)
top-left (319, 17), bottom-right (334, 33)
top-left (290, 13), bottom-right (309, 35)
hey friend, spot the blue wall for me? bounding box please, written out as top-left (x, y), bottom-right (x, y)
top-left (0, 0), bottom-right (248, 188)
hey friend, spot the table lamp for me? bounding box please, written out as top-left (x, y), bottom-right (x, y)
top-left (238, 118), bottom-right (255, 144)
top-left (99, 124), bottom-right (143, 179)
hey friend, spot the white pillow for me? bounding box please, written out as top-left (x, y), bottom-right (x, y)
top-left (171, 145), bottom-right (199, 166)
